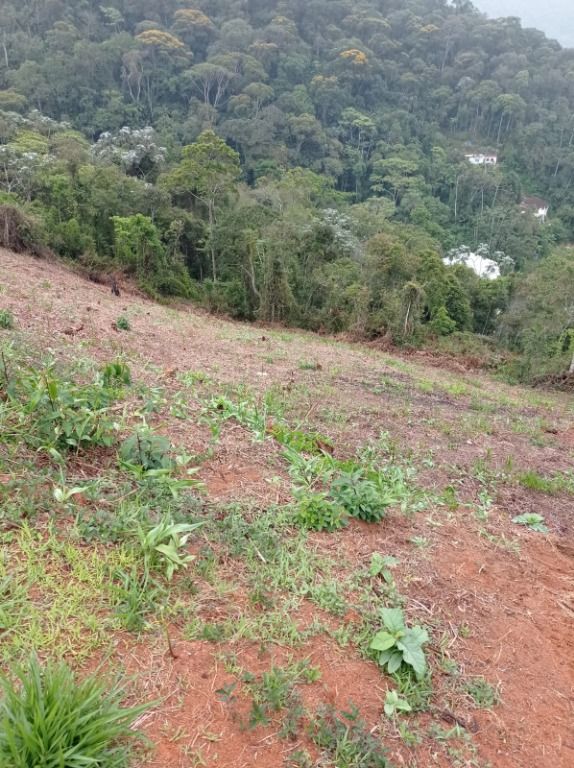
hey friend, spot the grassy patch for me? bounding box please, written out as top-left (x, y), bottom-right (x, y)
top-left (517, 470), bottom-right (574, 495)
top-left (0, 524), bottom-right (138, 662)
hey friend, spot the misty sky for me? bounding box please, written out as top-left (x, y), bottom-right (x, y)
top-left (473, 0), bottom-right (574, 47)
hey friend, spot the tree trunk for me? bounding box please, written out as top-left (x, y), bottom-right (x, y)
top-left (208, 198), bottom-right (217, 281)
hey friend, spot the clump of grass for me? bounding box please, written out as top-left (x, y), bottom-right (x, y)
top-left (517, 470), bottom-right (574, 495)
top-left (0, 656), bottom-right (149, 767)
top-left (309, 705), bottom-right (390, 767)
top-left (464, 677), bottom-right (499, 708)
top-left (115, 315), bottom-right (131, 331)
top-left (245, 661), bottom-right (320, 729)
top-left (298, 360), bottom-right (322, 371)
top-left (0, 309), bottom-right (14, 329)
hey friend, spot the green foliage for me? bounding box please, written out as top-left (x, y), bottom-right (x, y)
top-left (206, 393), bottom-right (275, 441)
top-left (430, 306), bottom-right (457, 337)
top-left (119, 429), bottom-right (172, 471)
top-left (115, 315), bottom-right (131, 331)
top-left (136, 517), bottom-right (203, 581)
top-left (309, 706), bottom-right (390, 768)
top-left (500, 249), bottom-right (574, 379)
top-left (517, 470), bottom-right (574, 495)
top-left (330, 466), bottom-right (409, 523)
top-left (112, 214), bottom-right (193, 298)
top-left (0, 309), bottom-right (14, 329)
top-left (0, 0), bottom-right (572, 368)
top-left (464, 678), bottom-right (499, 709)
top-left (269, 423), bottom-right (333, 455)
top-left (101, 360), bottom-right (131, 388)
top-left (383, 690), bottom-right (412, 718)
top-left (369, 554), bottom-right (399, 582)
top-left (245, 661), bottom-right (319, 728)
top-left (2, 363), bottom-right (118, 457)
top-left (0, 657), bottom-right (148, 768)
top-left (370, 608), bottom-right (429, 679)
top-left (512, 513), bottom-right (548, 533)
top-left (0, 204), bottom-right (46, 257)
top-left (294, 490), bottom-right (348, 532)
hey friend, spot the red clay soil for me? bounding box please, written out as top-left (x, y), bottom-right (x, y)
top-left (1, 249), bottom-right (574, 768)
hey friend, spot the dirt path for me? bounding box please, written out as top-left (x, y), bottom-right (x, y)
top-left (1, 249), bottom-right (573, 768)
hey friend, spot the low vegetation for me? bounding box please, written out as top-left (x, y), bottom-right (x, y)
top-left (0, 657), bottom-right (147, 768)
top-left (0, 260), bottom-right (572, 767)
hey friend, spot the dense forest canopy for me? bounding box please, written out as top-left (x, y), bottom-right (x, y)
top-left (1, 0), bottom-right (574, 379)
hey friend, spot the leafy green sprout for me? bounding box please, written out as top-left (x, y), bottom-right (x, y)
top-left (369, 553), bottom-right (398, 582)
top-left (464, 677), bottom-right (500, 709)
top-left (512, 513), bottom-right (548, 533)
top-left (119, 429), bottom-right (172, 471)
top-left (136, 517), bottom-right (204, 582)
top-left (370, 607), bottom-right (429, 679)
top-left (384, 690), bottom-right (412, 718)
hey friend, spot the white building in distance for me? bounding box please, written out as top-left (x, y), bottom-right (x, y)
top-left (465, 153), bottom-right (498, 166)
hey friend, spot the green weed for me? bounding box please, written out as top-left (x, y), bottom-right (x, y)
top-left (517, 470), bottom-right (574, 495)
top-left (0, 656), bottom-right (148, 768)
top-left (309, 706), bottom-right (389, 768)
top-left (115, 315), bottom-right (131, 331)
top-left (370, 607), bottom-right (429, 679)
top-left (512, 513), bottom-right (548, 533)
top-left (0, 309), bottom-right (14, 329)
top-left (464, 677), bottom-right (499, 708)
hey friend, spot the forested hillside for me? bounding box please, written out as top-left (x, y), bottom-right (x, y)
top-left (1, 0), bottom-right (574, 379)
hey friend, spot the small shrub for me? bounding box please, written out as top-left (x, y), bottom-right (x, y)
top-left (115, 315), bottom-right (131, 331)
top-left (370, 607), bottom-right (429, 679)
top-left (298, 360), bottom-right (322, 371)
top-left (119, 429), bottom-right (172, 471)
top-left (136, 516), bottom-right (204, 581)
top-left (0, 204), bottom-right (47, 256)
top-left (0, 309), bottom-right (14, 329)
top-left (270, 423), bottom-right (333, 455)
top-left (294, 490), bottom-right (348, 532)
top-left (0, 657), bottom-right (148, 768)
top-left (330, 465), bottom-right (407, 523)
top-left (4, 365), bottom-right (117, 456)
top-left (392, 666), bottom-right (433, 712)
top-left (113, 567), bottom-right (164, 632)
top-left (430, 305), bottom-right (456, 336)
top-left (246, 662), bottom-right (320, 729)
top-left (384, 690), bottom-right (412, 718)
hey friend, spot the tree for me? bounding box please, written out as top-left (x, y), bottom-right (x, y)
top-left (113, 213), bottom-right (165, 275)
top-left (162, 131), bottom-right (240, 280)
top-left (500, 249), bottom-right (574, 378)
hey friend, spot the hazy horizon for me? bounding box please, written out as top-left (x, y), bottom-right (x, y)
top-left (473, 0), bottom-right (574, 47)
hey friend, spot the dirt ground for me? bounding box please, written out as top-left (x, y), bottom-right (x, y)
top-left (1, 249), bottom-right (573, 768)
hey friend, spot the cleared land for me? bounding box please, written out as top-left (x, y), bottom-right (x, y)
top-left (1, 248), bottom-right (573, 768)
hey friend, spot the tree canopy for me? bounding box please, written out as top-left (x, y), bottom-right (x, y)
top-left (1, 0), bottom-right (573, 378)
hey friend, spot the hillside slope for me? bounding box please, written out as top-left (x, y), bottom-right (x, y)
top-left (1, 249), bottom-right (573, 768)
